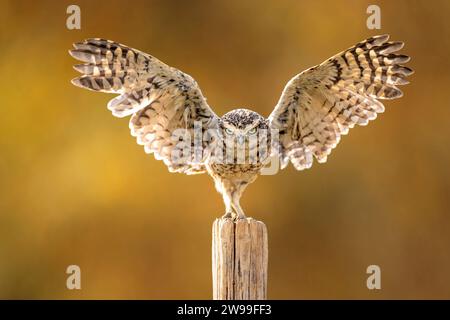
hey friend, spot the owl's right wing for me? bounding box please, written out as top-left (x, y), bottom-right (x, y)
top-left (269, 35), bottom-right (413, 170)
top-left (70, 39), bottom-right (220, 174)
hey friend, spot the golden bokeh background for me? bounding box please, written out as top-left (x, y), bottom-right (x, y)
top-left (1, 0), bottom-right (449, 299)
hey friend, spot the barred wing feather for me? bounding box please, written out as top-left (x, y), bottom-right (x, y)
top-left (70, 39), bottom-right (219, 174)
top-left (269, 35), bottom-right (413, 170)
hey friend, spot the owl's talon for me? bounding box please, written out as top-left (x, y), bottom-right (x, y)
top-left (221, 212), bottom-right (233, 219)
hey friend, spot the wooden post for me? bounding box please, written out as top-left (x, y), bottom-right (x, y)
top-left (212, 217), bottom-right (268, 300)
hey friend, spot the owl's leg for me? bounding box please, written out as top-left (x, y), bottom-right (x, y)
top-left (231, 184), bottom-right (248, 220)
top-left (215, 179), bottom-right (234, 219)
top-left (231, 196), bottom-right (246, 220)
top-left (221, 192), bottom-right (234, 219)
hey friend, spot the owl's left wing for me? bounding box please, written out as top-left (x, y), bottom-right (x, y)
top-left (70, 39), bottom-right (220, 174)
top-left (268, 35), bottom-right (413, 170)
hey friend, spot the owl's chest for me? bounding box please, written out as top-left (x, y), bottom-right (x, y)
top-left (207, 163), bottom-right (262, 180)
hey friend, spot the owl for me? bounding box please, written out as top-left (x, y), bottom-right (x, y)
top-left (69, 34), bottom-right (412, 219)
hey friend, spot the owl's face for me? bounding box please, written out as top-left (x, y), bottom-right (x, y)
top-left (220, 109), bottom-right (268, 144)
top-left (217, 109), bottom-right (271, 164)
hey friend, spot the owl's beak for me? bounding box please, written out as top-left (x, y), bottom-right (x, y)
top-left (237, 135), bottom-right (245, 145)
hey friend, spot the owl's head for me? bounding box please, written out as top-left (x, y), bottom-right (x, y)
top-left (220, 109), bottom-right (268, 144)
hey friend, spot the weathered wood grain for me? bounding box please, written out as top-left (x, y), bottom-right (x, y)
top-left (212, 218), bottom-right (268, 300)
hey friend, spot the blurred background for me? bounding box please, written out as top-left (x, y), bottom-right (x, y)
top-left (0, 0), bottom-right (449, 299)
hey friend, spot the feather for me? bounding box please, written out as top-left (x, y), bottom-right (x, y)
top-left (269, 35), bottom-right (413, 170)
top-left (69, 38), bottom-right (219, 174)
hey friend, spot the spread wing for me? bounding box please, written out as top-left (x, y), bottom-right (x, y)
top-left (70, 39), bottom-right (219, 174)
top-left (268, 34), bottom-right (413, 170)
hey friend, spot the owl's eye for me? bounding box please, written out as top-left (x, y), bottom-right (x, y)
top-left (248, 127), bottom-right (257, 135)
top-left (225, 128), bottom-right (234, 135)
